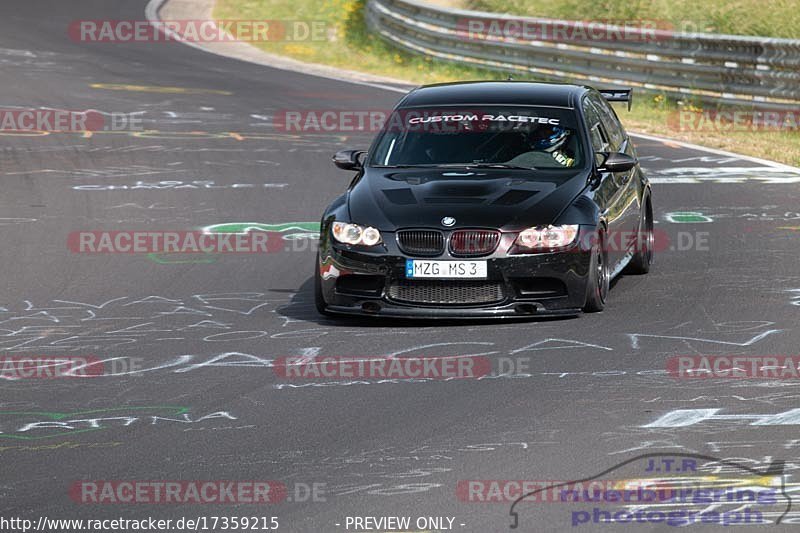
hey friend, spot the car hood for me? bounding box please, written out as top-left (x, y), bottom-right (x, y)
top-left (347, 168), bottom-right (589, 231)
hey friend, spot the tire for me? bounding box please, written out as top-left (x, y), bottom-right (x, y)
top-left (314, 255), bottom-right (331, 316)
top-left (583, 229), bottom-right (609, 313)
top-left (625, 197), bottom-right (653, 275)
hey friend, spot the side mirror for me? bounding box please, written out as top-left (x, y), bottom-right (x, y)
top-left (332, 150), bottom-right (366, 171)
top-left (596, 151), bottom-right (637, 173)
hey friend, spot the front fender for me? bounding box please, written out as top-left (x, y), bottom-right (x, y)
top-left (553, 194), bottom-right (601, 227)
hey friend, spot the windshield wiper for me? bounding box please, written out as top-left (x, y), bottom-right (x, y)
top-left (373, 163), bottom-right (537, 170)
top-left (465, 163), bottom-right (537, 170)
top-left (372, 164), bottom-right (440, 168)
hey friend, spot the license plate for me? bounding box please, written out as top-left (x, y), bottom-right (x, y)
top-left (405, 259), bottom-right (487, 279)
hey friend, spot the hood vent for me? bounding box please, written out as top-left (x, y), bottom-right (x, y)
top-left (383, 188), bottom-right (417, 205)
top-left (492, 189), bottom-right (537, 205)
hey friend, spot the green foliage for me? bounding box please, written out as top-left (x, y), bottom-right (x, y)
top-left (214, 0), bottom-right (800, 165)
top-left (466, 0), bottom-right (800, 38)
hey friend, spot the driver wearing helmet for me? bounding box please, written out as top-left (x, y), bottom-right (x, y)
top-left (529, 125), bottom-right (576, 167)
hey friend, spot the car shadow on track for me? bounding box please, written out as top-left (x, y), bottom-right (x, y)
top-left (274, 277), bottom-right (580, 328)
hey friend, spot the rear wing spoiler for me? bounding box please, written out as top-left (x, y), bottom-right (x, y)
top-left (599, 89), bottom-right (633, 111)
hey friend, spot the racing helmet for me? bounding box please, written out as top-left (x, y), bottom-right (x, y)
top-left (530, 126), bottom-right (569, 153)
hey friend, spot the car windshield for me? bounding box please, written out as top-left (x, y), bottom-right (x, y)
top-left (369, 106), bottom-right (584, 170)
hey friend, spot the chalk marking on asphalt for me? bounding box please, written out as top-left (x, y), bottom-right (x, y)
top-left (384, 342), bottom-right (498, 358)
top-left (90, 83), bottom-right (232, 95)
top-left (643, 408), bottom-right (800, 427)
top-left (509, 339), bottom-right (613, 353)
top-left (629, 132), bottom-right (800, 172)
top-left (627, 329), bottom-right (781, 350)
top-left (664, 212), bottom-right (713, 223)
top-left (0, 130), bottom-right (48, 137)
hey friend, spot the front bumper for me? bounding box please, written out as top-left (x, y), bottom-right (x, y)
top-left (317, 228), bottom-right (594, 319)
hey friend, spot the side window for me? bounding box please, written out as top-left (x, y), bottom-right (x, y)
top-left (590, 93), bottom-right (625, 150)
top-left (589, 123), bottom-right (608, 153)
top-left (582, 98), bottom-right (609, 164)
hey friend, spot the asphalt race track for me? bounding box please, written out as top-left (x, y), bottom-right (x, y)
top-left (3, 1), bottom-right (800, 532)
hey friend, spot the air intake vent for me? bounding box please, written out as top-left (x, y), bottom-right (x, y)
top-left (492, 190), bottom-right (537, 205)
top-left (388, 280), bottom-right (505, 305)
top-left (397, 230), bottom-right (445, 256)
top-left (449, 229), bottom-right (500, 257)
top-left (383, 188), bottom-right (417, 205)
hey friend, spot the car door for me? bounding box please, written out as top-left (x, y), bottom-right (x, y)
top-left (589, 93), bottom-right (642, 261)
top-left (582, 96), bottom-right (626, 271)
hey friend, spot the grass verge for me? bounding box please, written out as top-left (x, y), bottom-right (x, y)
top-left (464, 0), bottom-right (800, 39)
top-left (214, 0), bottom-right (800, 166)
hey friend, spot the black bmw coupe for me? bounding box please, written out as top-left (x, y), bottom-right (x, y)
top-left (315, 81), bottom-right (653, 318)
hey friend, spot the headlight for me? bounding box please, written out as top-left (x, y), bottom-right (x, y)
top-left (514, 225), bottom-right (579, 251)
top-left (332, 222), bottom-right (382, 246)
